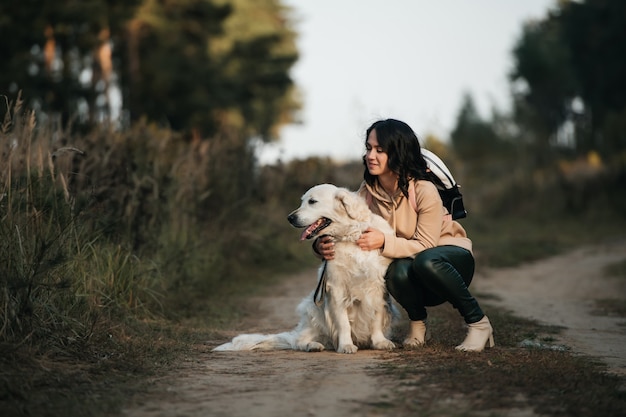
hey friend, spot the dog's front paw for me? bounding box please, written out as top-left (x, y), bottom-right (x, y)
top-left (337, 344), bottom-right (358, 354)
top-left (305, 342), bottom-right (325, 352)
top-left (372, 338), bottom-right (396, 350)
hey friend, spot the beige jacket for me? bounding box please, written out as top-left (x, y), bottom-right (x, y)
top-left (358, 179), bottom-right (472, 259)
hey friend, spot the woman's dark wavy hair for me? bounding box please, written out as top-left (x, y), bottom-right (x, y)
top-left (363, 118), bottom-right (444, 197)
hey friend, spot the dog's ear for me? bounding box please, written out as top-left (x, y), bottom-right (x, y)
top-left (336, 188), bottom-right (371, 222)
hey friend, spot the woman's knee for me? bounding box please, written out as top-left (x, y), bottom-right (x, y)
top-left (411, 250), bottom-right (439, 278)
top-left (412, 247), bottom-right (474, 284)
top-left (385, 259), bottom-right (412, 295)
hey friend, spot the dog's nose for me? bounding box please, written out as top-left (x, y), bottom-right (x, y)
top-left (287, 213), bottom-right (296, 224)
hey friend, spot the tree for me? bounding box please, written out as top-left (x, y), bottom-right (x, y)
top-left (560, 0), bottom-right (626, 155)
top-left (450, 93), bottom-right (506, 161)
top-left (120, 0), bottom-right (232, 134)
top-left (208, 0), bottom-right (301, 141)
top-left (0, 0), bottom-right (141, 125)
top-left (510, 12), bottom-right (577, 141)
top-left (510, 0), bottom-right (626, 157)
top-left (0, 0), bottom-right (300, 140)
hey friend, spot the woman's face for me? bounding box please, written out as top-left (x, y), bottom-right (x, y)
top-left (365, 129), bottom-right (392, 177)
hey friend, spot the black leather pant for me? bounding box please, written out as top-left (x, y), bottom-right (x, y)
top-left (385, 245), bottom-right (484, 324)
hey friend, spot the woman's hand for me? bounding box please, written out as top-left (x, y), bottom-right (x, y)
top-left (357, 227), bottom-right (385, 251)
top-left (314, 235), bottom-right (335, 260)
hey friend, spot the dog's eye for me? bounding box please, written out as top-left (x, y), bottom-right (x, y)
top-left (308, 198), bottom-right (317, 205)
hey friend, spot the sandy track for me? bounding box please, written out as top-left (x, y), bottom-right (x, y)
top-left (123, 269), bottom-right (400, 417)
top-left (475, 239), bottom-right (626, 375)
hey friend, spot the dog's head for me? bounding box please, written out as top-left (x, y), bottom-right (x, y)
top-left (287, 184), bottom-right (371, 241)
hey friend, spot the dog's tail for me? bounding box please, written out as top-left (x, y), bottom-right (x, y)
top-left (212, 331), bottom-right (298, 351)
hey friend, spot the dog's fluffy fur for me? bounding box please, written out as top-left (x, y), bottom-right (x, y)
top-left (213, 184), bottom-right (398, 354)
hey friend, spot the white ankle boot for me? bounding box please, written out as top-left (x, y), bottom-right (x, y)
top-left (455, 316), bottom-right (494, 352)
top-left (403, 320), bottom-right (429, 348)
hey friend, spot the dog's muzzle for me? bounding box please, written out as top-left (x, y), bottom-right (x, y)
top-left (287, 214), bottom-right (332, 241)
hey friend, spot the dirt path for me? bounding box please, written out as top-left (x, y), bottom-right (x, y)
top-left (475, 239), bottom-right (626, 376)
top-left (122, 241), bottom-right (626, 416)
top-left (122, 269), bottom-right (401, 417)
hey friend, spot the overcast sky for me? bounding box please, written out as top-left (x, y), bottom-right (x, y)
top-left (257, 0), bottom-right (555, 164)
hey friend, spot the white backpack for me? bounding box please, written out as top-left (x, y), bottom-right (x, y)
top-left (421, 148), bottom-right (467, 220)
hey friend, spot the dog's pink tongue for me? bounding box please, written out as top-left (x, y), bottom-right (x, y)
top-left (300, 219), bottom-right (322, 241)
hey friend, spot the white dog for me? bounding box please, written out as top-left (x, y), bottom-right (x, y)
top-left (213, 184), bottom-right (398, 354)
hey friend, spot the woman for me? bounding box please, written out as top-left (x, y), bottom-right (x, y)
top-left (315, 118), bottom-right (494, 352)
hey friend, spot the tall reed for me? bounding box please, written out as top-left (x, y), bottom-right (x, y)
top-left (0, 91), bottom-right (306, 354)
top-left (0, 94), bottom-right (163, 353)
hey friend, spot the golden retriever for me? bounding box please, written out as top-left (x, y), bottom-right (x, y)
top-left (213, 184), bottom-right (397, 354)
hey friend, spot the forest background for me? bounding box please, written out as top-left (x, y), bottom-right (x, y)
top-left (1, 0), bottom-right (626, 414)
